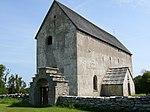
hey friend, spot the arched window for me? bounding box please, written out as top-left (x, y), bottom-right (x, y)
top-left (47, 36), bottom-right (52, 45)
top-left (93, 75), bottom-right (98, 91)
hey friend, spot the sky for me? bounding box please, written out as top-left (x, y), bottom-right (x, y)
top-left (0, 0), bottom-right (150, 85)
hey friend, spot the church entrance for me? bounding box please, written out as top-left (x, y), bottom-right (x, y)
top-left (34, 78), bottom-right (49, 105)
top-left (40, 87), bottom-right (48, 105)
top-left (29, 67), bottom-right (69, 106)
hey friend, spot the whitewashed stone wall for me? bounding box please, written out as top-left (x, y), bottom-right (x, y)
top-left (36, 3), bottom-right (77, 95)
top-left (76, 31), bottom-right (133, 96)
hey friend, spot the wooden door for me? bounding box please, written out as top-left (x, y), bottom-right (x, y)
top-left (40, 87), bottom-right (48, 105)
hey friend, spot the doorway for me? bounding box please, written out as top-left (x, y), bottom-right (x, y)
top-left (34, 78), bottom-right (49, 105)
top-left (40, 87), bottom-right (48, 105)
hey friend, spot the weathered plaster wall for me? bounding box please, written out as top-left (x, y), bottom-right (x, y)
top-left (36, 3), bottom-right (77, 95)
top-left (76, 31), bottom-right (132, 96)
top-left (123, 70), bottom-right (135, 96)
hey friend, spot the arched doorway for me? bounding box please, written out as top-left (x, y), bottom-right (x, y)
top-left (34, 78), bottom-right (49, 105)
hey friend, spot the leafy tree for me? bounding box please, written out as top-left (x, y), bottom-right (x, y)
top-left (0, 64), bottom-right (7, 94)
top-left (134, 71), bottom-right (150, 94)
top-left (8, 74), bottom-right (15, 94)
top-left (141, 71), bottom-right (150, 94)
top-left (0, 64), bottom-right (27, 94)
top-left (134, 75), bottom-right (142, 94)
top-left (0, 79), bottom-right (7, 94)
top-left (0, 64), bottom-right (5, 78)
top-left (7, 74), bottom-right (26, 94)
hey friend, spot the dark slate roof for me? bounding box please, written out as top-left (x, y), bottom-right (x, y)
top-left (35, 1), bottom-right (131, 55)
top-left (102, 67), bottom-right (129, 84)
top-left (55, 1), bottom-right (131, 55)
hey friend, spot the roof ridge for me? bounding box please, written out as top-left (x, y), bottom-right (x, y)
top-left (55, 1), bottom-right (131, 55)
top-left (55, 1), bottom-right (78, 28)
top-left (36, 1), bottom-right (132, 55)
top-left (56, 1), bottom-right (115, 37)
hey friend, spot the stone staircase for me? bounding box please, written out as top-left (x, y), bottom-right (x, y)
top-left (29, 67), bottom-right (69, 105)
top-left (30, 67), bottom-right (68, 87)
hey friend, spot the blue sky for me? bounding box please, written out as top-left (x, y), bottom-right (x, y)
top-left (0, 0), bottom-right (150, 85)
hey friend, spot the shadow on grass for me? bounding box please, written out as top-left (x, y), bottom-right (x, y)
top-left (8, 100), bottom-right (119, 112)
top-left (8, 100), bottom-right (51, 108)
top-left (58, 103), bottom-right (120, 112)
top-left (8, 100), bottom-right (32, 107)
top-left (8, 101), bottom-right (118, 112)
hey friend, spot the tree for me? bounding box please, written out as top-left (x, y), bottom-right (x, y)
top-left (141, 71), bottom-right (150, 94)
top-left (134, 75), bottom-right (142, 94)
top-left (7, 74), bottom-right (26, 94)
top-left (0, 64), bottom-right (5, 78)
top-left (0, 64), bottom-right (27, 94)
top-left (0, 64), bottom-right (7, 94)
top-left (134, 71), bottom-right (150, 94)
top-left (8, 74), bottom-right (15, 94)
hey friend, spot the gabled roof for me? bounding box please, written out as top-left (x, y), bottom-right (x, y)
top-left (35, 1), bottom-right (132, 55)
top-left (102, 67), bottom-right (129, 84)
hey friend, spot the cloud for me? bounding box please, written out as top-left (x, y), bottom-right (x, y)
top-left (114, 0), bottom-right (150, 9)
top-left (73, 0), bottom-right (96, 11)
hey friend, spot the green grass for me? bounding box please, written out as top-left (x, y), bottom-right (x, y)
top-left (0, 98), bottom-right (22, 104)
top-left (131, 94), bottom-right (146, 97)
top-left (0, 98), bottom-right (118, 112)
top-left (0, 104), bottom-right (88, 112)
top-left (0, 98), bottom-right (88, 112)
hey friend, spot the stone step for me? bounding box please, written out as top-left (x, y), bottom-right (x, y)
top-left (53, 78), bottom-right (65, 82)
top-left (48, 73), bottom-right (63, 76)
top-left (38, 67), bottom-right (61, 74)
top-left (52, 76), bottom-right (66, 81)
top-left (50, 74), bottom-right (64, 78)
top-left (53, 79), bottom-right (69, 83)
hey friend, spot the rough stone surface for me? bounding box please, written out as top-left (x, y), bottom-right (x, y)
top-left (36, 2), bottom-right (77, 96)
top-left (57, 96), bottom-right (150, 112)
top-left (76, 31), bottom-right (134, 96)
top-left (29, 67), bottom-right (69, 105)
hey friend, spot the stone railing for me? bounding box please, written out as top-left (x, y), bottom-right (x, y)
top-left (56, 96), bottom-right (150, 112)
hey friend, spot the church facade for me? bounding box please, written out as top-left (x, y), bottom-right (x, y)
top-left (29, 1), bottom-right (135, 105)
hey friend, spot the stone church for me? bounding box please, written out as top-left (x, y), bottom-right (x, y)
top-left (29, 1), bottom-right (135, 105)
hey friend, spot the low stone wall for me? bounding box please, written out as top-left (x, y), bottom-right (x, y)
top-left (56, 96), bottom-right (150, 112)
top-left (0, 94), bottom-right (29, 100)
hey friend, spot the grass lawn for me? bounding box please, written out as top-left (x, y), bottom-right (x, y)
top-left (0, 104), bottom-right (88, 112)
top-left (0, 98), bottom-right (88, 112)
top-left (0, 98), bottom-right (117, 112)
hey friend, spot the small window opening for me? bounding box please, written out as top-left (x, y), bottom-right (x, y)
top-left (47, 36), bottom-right (52, 45)
top-left (118, 59), bottom-right (120, 64)
top-left (109, 57), bottom-right (112, 64)
top-left (54, 15), bottom-right (56, 19)
top-left (93, 75), bottom-right (98, 91)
